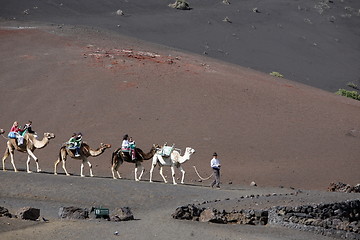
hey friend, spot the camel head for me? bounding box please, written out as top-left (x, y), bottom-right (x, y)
top-left (44, 132), bottom-right (56, 139)
top-left (0, 129), bottom-right (5, 135)
top-left (100, 143), bottom-right (111, 149)
top-left (152, 144), bottom-right (161, 151)
top-left (185, 147), bottom-right (195, 155)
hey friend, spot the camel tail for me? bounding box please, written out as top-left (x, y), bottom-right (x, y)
top-left (193, 166), bottom-right (213, 181)
top-left (112, 148), bottom-right (121, 165)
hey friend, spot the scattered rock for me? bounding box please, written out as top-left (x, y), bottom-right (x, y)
top-left (0, 206), bottom-right (12, 218)
top-left (17, 207), bottom-right (40, 221)
top-left (168, 0), bottom-right (191, 10)
top-left (250, 181), bottom-right (257, 187)
top-left (222, 0), bottom-right (230, 5)
top-left (59, 206), bottom-right (89, 219)
top-left (116, 9), bottom-right (124, 16)
top-left (328, 182), bottom-right (360, 193)
top-left (110, 207), bottom-right (134, 221)
top-left (222, 16), bottom-right (232, 23)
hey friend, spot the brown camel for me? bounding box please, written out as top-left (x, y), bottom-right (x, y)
top-left (2, 132), bottom-right (55, 173)
top-left (111, 144), bottom-right (160, 181)
top-left (54, 142), bottom-right (111, 177)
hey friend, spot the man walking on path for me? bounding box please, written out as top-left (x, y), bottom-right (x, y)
top-left (210, 152), bottom-right (221, 188)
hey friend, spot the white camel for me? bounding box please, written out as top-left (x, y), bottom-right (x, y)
top-left (149, 147), bottom-right (195, 185)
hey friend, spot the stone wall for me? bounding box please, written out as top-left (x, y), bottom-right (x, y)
top-left (172, 200), bottom-right (360, 239)
top-left (268, 200), bottom-right (360, 240)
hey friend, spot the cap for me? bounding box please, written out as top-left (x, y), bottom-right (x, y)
top-left (213, 152), bottom-right (217, 156)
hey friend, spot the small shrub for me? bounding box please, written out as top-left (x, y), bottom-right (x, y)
top-left (335, 89), bottom-right (360, 101)
top-left (269, 71), bottom-right (284, 78)
top-left (347, 82), bottom-right (359, 90)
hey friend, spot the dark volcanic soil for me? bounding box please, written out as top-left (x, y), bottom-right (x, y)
top-left (0, 0), bottom-right (359, 91)
top-left (0, 23), bottom-right (359, 190)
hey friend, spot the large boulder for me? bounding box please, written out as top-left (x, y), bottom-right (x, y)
top-left (172, 204), bottom-right (203, 221)
top-left (110, 207), bottom-right (134, 221)
top-left (199, 208), bottom-right (221, 223)
top-left (59, 206), bottom-right (89, 219)
top-left (17, 207), bottom-right (40, 221)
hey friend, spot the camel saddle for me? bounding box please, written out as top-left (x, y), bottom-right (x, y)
top-left (160, 145), bottom-right (174, 157)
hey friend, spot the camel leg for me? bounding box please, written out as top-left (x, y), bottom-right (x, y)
top-left (111, 165), bottom-right (117, 179)
top-left (87, 160), bottom-right (94, 177)
top-left (2, 148), bottom-right (10, 171)
top-left (111, 163), bottom-right (122, 179)
top-left (116, 170), bottom-right (121, 179)
top-left (111, 157), bottom-right (122, 179)
top-left (62, 160), bottom-right (70, 176)
top-left (159, 166), bottom-right (168, 183)
top-left (8, 147), bottom-right (18, 172)
top-left (134, 165), bottom-right (139, 181)
top-left (138, 163), bottom-right (145, 181)
top-left (80, 161), bottom-right (85, 177)
top-left (179, 165), bottom-right (186, 184)
top-left (54, 156), bottom-right (70, 176)
top-left (27, 148), bottom-right (41, 172)
top-left (26, 155), bottom-right (32, 173)
top-left (149, 164), bottom-right (155, 182)
top-left (134, 163), bottom-right (144, 181)
top-left (54, 158), bottom-right (60, 175)
top-left (171, 166), bottom-right (177, 185)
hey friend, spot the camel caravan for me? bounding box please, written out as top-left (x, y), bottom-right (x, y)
top-left (1, 124), bottom-right (196, 184)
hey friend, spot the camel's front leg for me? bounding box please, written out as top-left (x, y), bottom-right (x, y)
top-left (134, 165), bottom-right (139, 181)
top-left (27, 148), bottom-right (41, 172)
top-left (159, 166), bottom-right (168, 184)
top-left (84, 159), bottom-right (93, 177)
top-left (54, 158), bottom-right (59, 175)
top-left (26, 155), bottom-right (32, 173)
top-left (179, 166), bottom-right (186, 184)
top-left (80, 161), bottom-right (85, 177)
top-left (171, 166), bottom-right (177, 185)
top-left (134, 163), bottom-right (144, 181)
top-left (149, 164), bottom-right (155, 182)
top-left (116, 170), bottom-right (122, 179)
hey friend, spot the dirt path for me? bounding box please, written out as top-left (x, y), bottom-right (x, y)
top-left (1, 171), bottom-right (356, 240)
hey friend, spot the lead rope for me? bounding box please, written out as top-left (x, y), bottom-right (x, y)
top-left (193, 165), bottom-right (213, 181)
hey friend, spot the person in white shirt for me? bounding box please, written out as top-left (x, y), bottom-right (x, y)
top-left (210, 152), bottom-right (221, 188)
top-left (121, 134), bottom-right (130, 153)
